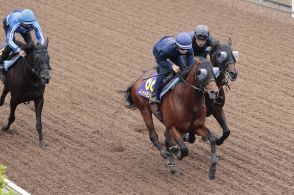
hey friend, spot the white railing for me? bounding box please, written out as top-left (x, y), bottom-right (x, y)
top-left (258, 0), bottom-right (292, 7)
top-left (293, 0), bottom-right (294, 17)
top-left (2, 178), bottom-right (31, 195)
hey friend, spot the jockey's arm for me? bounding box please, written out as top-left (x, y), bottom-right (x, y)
top-left (6, 24), bottom-right (21, 53)
top-left (156, 53), bottom-right (173, 72)
top-left (176, 56), bottom-right (187, 71)
top-left (185, 49), bottom-right (195, 67)
top-left (32, 22), bottom-right (45, 45)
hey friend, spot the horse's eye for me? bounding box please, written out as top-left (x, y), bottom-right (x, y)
top-left (217, 51), bottom-right (227, 62)
top-left (197, 68), bottom-right (208, 80)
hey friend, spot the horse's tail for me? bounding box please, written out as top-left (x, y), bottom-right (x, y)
top-left (118, 84), bottom-right (137, 110)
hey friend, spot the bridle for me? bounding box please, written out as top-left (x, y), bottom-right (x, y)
top-left (23, 49), bottom-right (51, 77)
top-left (22, 48), bottom-right (51, 87)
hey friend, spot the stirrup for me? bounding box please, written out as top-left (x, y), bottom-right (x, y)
top-left (149, 95), bottom-right (160, 104)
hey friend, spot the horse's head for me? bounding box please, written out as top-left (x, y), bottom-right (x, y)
top-left (27, 38), bottom-right (51, 85)
top-left (195, 58), bottom-right (219, 100)
top-left (210, 38), bottom-right (238, 81)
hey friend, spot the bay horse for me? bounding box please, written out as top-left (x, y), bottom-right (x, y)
top-left (0, 38), bottom-right (51, 147)
top-left (123, 59), bottom-right (219, 179)
top-left (202, 38), bottom-right (238, 146)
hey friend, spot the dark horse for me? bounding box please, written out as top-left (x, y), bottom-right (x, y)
top-left (189, 39), bottom-right (238, 146)
top-left (0, 38), bottom-right (51, 147)
top-left (123, 59), bottom-right (219, 179)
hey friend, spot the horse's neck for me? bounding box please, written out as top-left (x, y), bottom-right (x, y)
top-left (216, 74), bottom-right (225, 87)
top-left (14, 53), bottom-right (33, 78)
top-left (210, 56), bottom-right (218, 67)
top-left (175, 65), bottom-right (198, 104)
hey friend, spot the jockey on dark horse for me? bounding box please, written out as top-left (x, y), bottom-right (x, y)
top-left (0, 9), bottom-right (44, 81)
top-left (188, 25), bottom-right (218, 59)
top-left (149, 32), bottom-right (195, 103)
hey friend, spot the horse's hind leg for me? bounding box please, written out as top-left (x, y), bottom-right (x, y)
top-left (139, 108), bottom-right (162, 151)
top-left (2, 98), bottom-right (18, 131)
top-left (0, 85), bottom-right (9, 106)
top-left (34, 97), bottom-right (47, 147)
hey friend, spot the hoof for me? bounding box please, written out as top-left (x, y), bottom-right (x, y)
top-left (188, 133), bottom-right (196, 143)
top-left (180, 147), bottom-right (188, 159)
top-left (215, 139), bottom-right (223, 146)
top-left (160, 149), bottom-right (176, 172)
top-left (170, 145), bottom-right (182, 160)
top-left (183, 133), bottom-right (189, 142)
top-left (208, 173), bottom-right (216, 180)
top-left (39, 141), bottom-right (48, 147)
top-left (169, 166), bottom-right (177, 175)
top-left (2, 125), bottom-right (9, 131)
top-left (209, 162), bottom-right (217, 180)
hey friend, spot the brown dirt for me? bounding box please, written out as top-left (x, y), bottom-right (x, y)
top-left (0, 0), bottom-right (293, 194)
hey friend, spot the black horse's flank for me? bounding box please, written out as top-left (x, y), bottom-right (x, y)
top-left (0, 38), bottom-right (51, 147)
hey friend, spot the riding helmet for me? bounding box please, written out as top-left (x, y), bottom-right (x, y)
top-left (175, 32), bottom-right (192, 50)
top-left (20, 9), bottom-right (36, 24)
top-left (194, 25), bottom-right (209, 40)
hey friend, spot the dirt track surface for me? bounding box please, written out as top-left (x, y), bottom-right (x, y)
top-left (0, 0), bottom-right (293, 194)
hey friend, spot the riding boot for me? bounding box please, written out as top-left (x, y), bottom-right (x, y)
top-left (149, 92), bottom-right (160, 104)
top-left (149, 74), bottom-right (164, 104)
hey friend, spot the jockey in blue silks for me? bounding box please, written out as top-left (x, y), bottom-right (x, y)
top-left (0, 9), bottom-right (44, 69)
top-left (150, 32), bottom-right (194, 103)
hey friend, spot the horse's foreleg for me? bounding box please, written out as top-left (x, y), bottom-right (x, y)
top-left (207, 130), bottom-right (217, 180)
top-left (140, 109), bottom-right (162, 151)
top-left (162, 129), bottom-right (176, 175)
top-left (34, 97), bottom-right (47, 147)
top-left (2, 99), bottom-right (18, 131)
top-left (0, 85), bottom-right (9, 106)
top-left (168, 127), bottom-right (188, 160)
top-left (213, 109), bottom-right (230, 146)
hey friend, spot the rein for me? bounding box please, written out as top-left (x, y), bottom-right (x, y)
top-left (22, 57), bottom-right (42, 88)
top-left (177, 75), bottom-right (204, 94)
top-left (176, 66), bottom-right (205, 113)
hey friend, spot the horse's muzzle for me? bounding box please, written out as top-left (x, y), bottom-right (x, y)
top-left (229, 71), bottom-right (238, 81)
top-left (206, 90), bottom-right (219, 100)
top-left (41, 76), bottom-right (51, 85)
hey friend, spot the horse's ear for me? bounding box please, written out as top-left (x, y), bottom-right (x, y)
top-left (211, 40), bottom-right (220, 53)
top-left (44, 37), bottom-right (49, 48)
top-left (228, 37), bottom-right (232, 46)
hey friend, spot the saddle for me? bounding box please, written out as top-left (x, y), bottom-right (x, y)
top-left (136, 70), bottom-right (180, 100)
